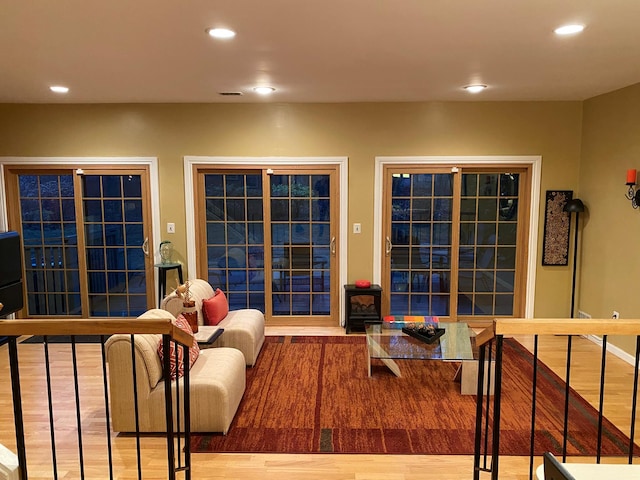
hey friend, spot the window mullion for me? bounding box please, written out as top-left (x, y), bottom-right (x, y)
top-left (450, 169), bottom-right (462, 320)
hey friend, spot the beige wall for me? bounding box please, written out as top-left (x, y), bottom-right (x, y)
top-left (580, 83), bottom-right (640, 353)
top-left (0, 101), bottom-right (583, 318)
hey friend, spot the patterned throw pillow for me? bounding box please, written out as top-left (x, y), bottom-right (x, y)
top-left (202, 288), bottom-right (229, 326)
top-left (157, 314), bottom-right (200, 380)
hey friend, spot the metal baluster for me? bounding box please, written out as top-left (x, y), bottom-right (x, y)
top-left (528, 335), bottom-right (539, 480)
top-left (474, 340), bottom-right (495, 479)
top-left (483, 340), bottom-right (494, 471)
top-left (9, 337), bottom-right (28, 480)
top-left (175, 341), bottom-right (182, 470)
top-left (629, 336), bottom-right (640, 463)
top-left (183, 343), bottom-right (192, 480)
top-left (130, 335), bottom-right (143, 480)
top-left (473, 341), bottom-right (486, 480)
top-left (100, 335), bottom-right (114, 480)
top-left (43, 337), bottom-right (59, 480)
top-left (70, 336), bottom-right (85, 479)
top-left (490, 335), bottom-right (504, 480)
top-left (596, 335), bottom-right (608, 463)
top-left (163, 335), bottom-right (177, 480)
top-left (562, 335), bottom-right (573, 462)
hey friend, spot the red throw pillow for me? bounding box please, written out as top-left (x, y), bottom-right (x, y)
top-left (202, 288), bottom-right (229, 326)
top-left (157, 314), bottom-right (200, 380)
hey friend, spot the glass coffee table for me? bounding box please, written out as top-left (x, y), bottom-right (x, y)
top-left (364, 320), bottom-right (477, 379)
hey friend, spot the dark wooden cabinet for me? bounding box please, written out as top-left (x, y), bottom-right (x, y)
top-left (344, 284), bottom-right (382, 333)
top-left (0, 231), bottom-right (24, 345)
top-left (0, 231), bottom-right (23, 320)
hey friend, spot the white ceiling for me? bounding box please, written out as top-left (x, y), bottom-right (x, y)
top-left (2, 0), bottom-right (640, 104)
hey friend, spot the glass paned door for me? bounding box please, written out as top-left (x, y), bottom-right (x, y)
top-left (387, 173), bottom-right (453, 316)
top-left (19, 174), bottom-right (81, 315)
top-left (197, 166), bottom-right (337, 323)
top-left (81, 173), bottom-right (150, 316)
top-left (270, 174), bottom-right (331, 316)
top-left (204, 173), bottom-right (266, 311)
top-left (458, 173), bottom-right (519, 316)
top-left (9, 168), bottom-right (154, 318)
top-left (382, 166), bottom-right (527, 322)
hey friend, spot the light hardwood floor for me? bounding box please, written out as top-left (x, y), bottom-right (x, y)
top-left (1, 328), bottom-right (639, 479)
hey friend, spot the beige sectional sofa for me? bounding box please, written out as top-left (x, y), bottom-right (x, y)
top-left (105, 308), bottom-right (246, 433)
top-left (105, 280), bottom-right (265, 433)
top-left (160, 279), bottom-right (265, 366)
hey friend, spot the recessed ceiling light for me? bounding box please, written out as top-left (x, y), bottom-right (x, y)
top-left (206, 28), bottom-right (236, 39)
top-left (253, 86), bottom-right (276, 95)
top-left (554, 24), bottom-right (585, 35)
top-left (464, 84), bottom-right (487, 94)
top-left (49, 85), bottom-right (69, 94)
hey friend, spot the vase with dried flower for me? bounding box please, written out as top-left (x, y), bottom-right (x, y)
top-left (176, 280), bottom-right (198, 333)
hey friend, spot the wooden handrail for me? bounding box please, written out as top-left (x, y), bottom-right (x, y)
top-left (474, 325), bottom-right (496, 347)
top-left (0, 314), bottom-right (193, 346)
top-left (494, 318), bottom-right (640, 337)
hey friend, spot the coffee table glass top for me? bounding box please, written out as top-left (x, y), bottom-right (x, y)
top-left (365, 320), bottom-right (476, 361)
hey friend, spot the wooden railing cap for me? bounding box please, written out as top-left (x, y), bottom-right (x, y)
top-left (0, 314), bottom-right (193, 346)
top-left (493, 317), bottom-right (640, 337)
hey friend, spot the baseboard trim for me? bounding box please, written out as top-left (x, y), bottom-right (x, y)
top-left (584, 334), bottom-right (638, 368)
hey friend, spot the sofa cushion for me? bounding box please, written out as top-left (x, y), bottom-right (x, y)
top-left (157, 314), bottom-right (200, 379)
top-left (202, 288), bottom-right (229, 326)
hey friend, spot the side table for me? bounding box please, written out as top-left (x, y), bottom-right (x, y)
top-left (194, 326), bottom-right (224, 346)
top-left (155, 262), bottom-right (184, 307)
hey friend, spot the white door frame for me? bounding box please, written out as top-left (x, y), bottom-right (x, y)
top-left (184, 156), bottom-right (349, 325)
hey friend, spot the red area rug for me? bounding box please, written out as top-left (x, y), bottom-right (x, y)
top-left (191, 335), bottom-right (635, 455)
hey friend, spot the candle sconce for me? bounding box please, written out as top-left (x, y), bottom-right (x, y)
top-left (626, 169), bottom-right (640, 208)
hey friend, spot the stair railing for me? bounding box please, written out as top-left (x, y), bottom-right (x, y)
top-left (473, 318), bottom-right (640, 480)
top-left (0, 313), bottom-right (193, 480)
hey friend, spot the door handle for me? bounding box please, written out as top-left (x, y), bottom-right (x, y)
top-left (385, 236), bottom-right (393, 256)
top-left (330, 236), bottom-right (336, 255)
top-left (142, 237), bottom-right (149, 257)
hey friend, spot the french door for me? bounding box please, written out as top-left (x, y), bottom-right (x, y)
top-left (381, 164), bottom-right (530, 324)
top-left (4, 166), bottom-right (154, 318)
top-left (194, 165), bottom-right (339, 324)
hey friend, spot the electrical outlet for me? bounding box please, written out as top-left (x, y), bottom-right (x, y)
top-left (167, 222), bottom-right (175, 234)
top-left (612, 311), bottom-right (620, 319)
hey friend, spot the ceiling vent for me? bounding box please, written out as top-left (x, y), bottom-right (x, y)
top-left (218, 92), bottom-right (243, 96)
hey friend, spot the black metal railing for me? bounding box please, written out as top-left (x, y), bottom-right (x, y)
top-left (473, 318), bottom-right (640, 479)
top-left (0, 316), bottom-right (193, 480)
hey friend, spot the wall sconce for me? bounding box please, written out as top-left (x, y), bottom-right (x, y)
top-left (626, 169), bottom-right (640, 208)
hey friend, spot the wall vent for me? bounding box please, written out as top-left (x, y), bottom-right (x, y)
top-left (218, 92), bottom-right (243, 96)
top-left (577, 310), bottom-right (591, 319)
